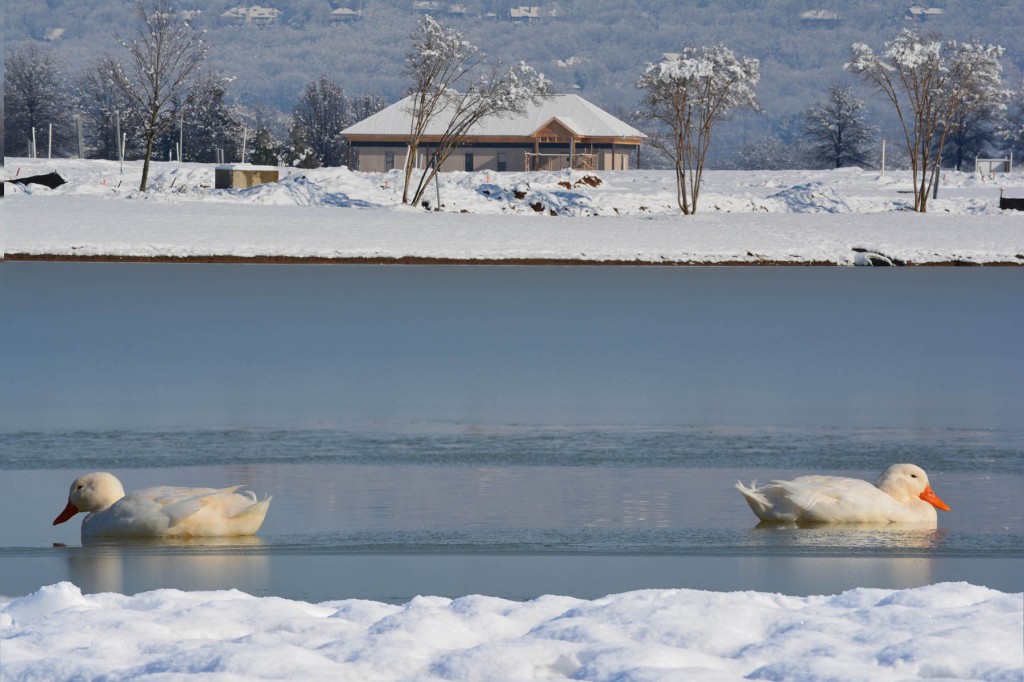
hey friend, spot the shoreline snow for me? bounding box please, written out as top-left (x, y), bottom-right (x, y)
top-left (4, 577), bottom-right (1019, 679)
top-left (5, 158), bottom-right (1022, 266)
top-left (2, 581), bottom-right (1021, 681)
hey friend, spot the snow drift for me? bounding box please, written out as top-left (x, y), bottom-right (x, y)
top-left (2, 581), bottom-right (1021, 681)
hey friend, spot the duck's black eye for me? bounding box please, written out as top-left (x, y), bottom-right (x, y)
top-left (910, 474), bottom-right (917, 479)
top-left (76, 485), bottom-right (84, 490)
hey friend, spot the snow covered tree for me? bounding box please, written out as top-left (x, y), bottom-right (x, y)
top-left (113, 0), bottom-right (209, 191)
top-left (803, 84), bottom-right (876, 169)
top-left (4, 43), bottom-right (75, 157)
top-left (291, 76), bottom-right (350, 168)
top-left (732, 135), bottom-right (802, 170)
top-left (638, 45), bottom-right (760, 214)
top-left (1000, 78), bottom-right (1024, 159)
top-left (249, 126), bottom-right (280, 166)
top-left (941, 98), bottom-right (1006, 170)
top-left (282, 123), bottom-right (319, 168)
top-left (401, 15), bottom-right (550, 207)
top-left (174, 72), bottom-right (241, 163)
top-left (846, 29), bottom-right (1005, 212)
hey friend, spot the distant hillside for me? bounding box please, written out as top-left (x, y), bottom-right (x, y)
top-left (7, 0), bottom-right (1023, 165)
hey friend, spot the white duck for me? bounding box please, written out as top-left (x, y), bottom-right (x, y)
top-left (53, 472), bottom-right (272, 538)
top-left (736, 463), bottom-right (950, 526)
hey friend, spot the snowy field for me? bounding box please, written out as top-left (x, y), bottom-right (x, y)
top-left (2, 581), bottom-right (1021, 681)
top-left (5, 157), bottom-right (1023, 265)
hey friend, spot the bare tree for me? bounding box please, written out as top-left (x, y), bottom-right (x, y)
top-left (401, 15), bottom-right (549, 207)
top-left (846, 29), bottom-right (1005, 212)
top-left (4, 43), bottom-right (75, 157)
top-left (803, 84), bottom-right (876, 169)
top-left (113, 0), bottom-right (209, 191)
top-left (77, 55), bottom-right (147, 160)
top-left (638, 45), bottom-right (760, 214)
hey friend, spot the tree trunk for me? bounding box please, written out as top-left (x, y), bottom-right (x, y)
top-left (401, 143), bottom-right (418, 204)
top-left (139, 130), bottom-right (156, 192)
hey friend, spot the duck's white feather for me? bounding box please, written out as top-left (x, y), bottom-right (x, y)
top-left (56, 473), bottom-right (271, 538)
top-left (736, 464), bottom-right (947, 526)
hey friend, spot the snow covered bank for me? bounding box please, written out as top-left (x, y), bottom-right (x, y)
top-left (4, 158), bottom-right (1023, 265)
top-left (2, 582), bottom-right (1020, 681)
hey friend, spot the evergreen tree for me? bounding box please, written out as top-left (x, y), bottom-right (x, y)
top-left (942, 104), bottom-right (1004, 170)
top-left (802, 84), bottom-right (875, 169)
top-left (250, 127), bottom-right (281, 166)
top-left (1000, 78), bottom-right (1024, 159)
top-left (283, 122), bottom-right (319, 168)
top-left (176, 72), bottom-right (241, 163)
top-left (291, 76), bottom-right (349, 167)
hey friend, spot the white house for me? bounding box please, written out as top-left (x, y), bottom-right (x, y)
top-left (342, 94), bottom-right (646, 173)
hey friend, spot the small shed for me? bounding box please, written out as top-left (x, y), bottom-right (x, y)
top-left (215, 164), bottom-right (279, 189)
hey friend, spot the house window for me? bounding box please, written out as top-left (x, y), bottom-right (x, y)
top-left (385, 151), bottom-right (395, 171)
top-left (464, 153), bottom-right (474, 172)
top-left (497, 152), bottom-right (507, 172)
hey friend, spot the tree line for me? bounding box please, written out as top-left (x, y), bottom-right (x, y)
top-left (5, 1), bottom-right (1024, 212)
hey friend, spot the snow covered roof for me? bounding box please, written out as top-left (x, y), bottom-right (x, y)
top-left (342, 94), bottom-right (646, 142)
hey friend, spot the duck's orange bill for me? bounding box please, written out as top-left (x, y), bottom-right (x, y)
top-left (919, 485), bottom-right (951, 512)
top-left (53, 501), bottom-right (79, 526)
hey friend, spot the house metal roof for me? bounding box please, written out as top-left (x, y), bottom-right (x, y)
top-left (342, 94), bottom-right (646, 141)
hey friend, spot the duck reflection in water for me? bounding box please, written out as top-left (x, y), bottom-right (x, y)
top-left (64, 536), bottom-right (269, 595)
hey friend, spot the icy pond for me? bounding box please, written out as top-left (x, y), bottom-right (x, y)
top-left (1, 263), bottom-right (1022, 602)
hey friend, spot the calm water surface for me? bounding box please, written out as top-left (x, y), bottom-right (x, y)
top-left (1, 264), bottom-right (1021, 602)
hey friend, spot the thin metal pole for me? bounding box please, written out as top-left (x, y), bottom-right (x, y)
top-left (115, 111), bottom-right (121, 162)
top-left (48, 124), bottom-right (53, 159)
top-left (434, 153), bottom-right (441, 209)
top-left (32, 127), bottom-right (37, 158)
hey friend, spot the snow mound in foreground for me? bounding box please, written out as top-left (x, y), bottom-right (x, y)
top-left (769, 181), bottom-right (852, 213)
top-left (2, 582), bottom-right (1021, 681)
